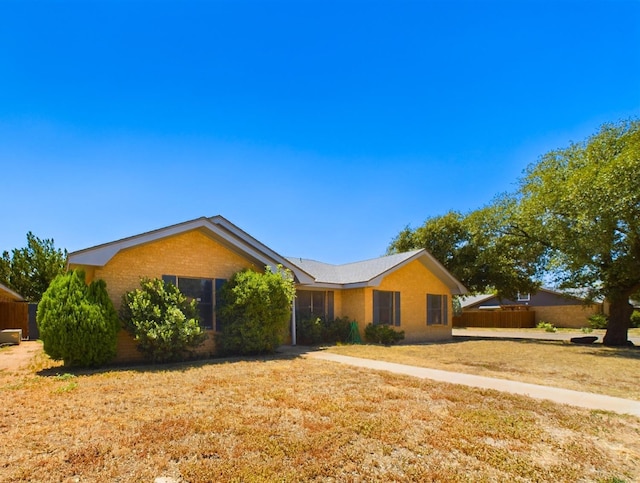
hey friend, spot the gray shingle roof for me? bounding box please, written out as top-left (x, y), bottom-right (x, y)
top-left (287, 249), bottom-right (443, 286)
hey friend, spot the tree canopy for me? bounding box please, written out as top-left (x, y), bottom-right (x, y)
top-left (0, 232), bottom-right (67, 302)
top-left (389, 119), bottom-right (639, 346)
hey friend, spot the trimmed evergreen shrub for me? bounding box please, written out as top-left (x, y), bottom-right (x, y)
top-left (364, 323), bottom-right (405, 345)
top-left (37, 270), bottom-right (119, 367)
top-left (121, 278), bottom-right (206, 363)
top-left (218, 265), bottom-right (296, 355)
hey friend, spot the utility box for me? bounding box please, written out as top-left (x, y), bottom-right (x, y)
top-left (0, 329), bottom-right (22, 345)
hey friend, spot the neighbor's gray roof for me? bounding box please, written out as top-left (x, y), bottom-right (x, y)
top-left (287, 249), bottom-right (467, 294)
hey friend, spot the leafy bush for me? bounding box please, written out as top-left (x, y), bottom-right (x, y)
top-left (631, 310), bottom-right (640, 329)
top-left (364, 323), bottom-right (405, 345)
top-left (296, 316), bottom-right (325, 345)
top-left (218, 266), bottom-right (296, 355)
top-left (37, 270), bottom-right (119, 367)
top-left (588, 313), bottom-right (608, 329)
top-left (536, 321), bottom-right (557, 333)
top-left (296, 315), bottom-right (354, 345)
top-left (581, 326), bottom-right (594, 334)
top-left (121, 278), bottom-right (206, 362)
top-left (324, 316), bottom-right (354, 343)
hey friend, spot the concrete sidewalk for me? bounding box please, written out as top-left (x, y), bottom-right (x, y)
top-left (304, 351), bottom-right (640, 418)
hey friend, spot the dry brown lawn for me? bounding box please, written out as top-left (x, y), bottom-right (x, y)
top-left (327, 338), bottom-right (640, 401)
top-left (1, 342), bottom-right (639, 482)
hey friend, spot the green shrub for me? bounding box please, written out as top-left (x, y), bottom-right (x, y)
top-left (364, 323), bottom-right (405, 345)
top-left (588, 313), bottom-right (608, 329)
top-left (323, 316), bottom-right (354, 343)
top-left (581, 326), bottom-right (594, 334)
top-left (218, 265), bottom-right (296, 355)
top-left (295, 315), bottom-right (354, 345)
top-left (630, 310), bottom-right (640, 329)
top-left (37, 270), bottom-right (119, 367)
top-left (536, 321), bottom-right (557, 333)
top-left (121, 278), bottom-right (206, 362)
top-left (296, 316), bottom-right (325, 345)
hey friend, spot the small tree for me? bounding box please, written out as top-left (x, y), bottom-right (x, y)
top-left (218, 265), bottom-right (296, 355)
top-left (121, 278), bottom-right (206, 362)
top-left (0, 232), bottom-right (67, 302)
top-left (37, 270), bottom-right (119, 367)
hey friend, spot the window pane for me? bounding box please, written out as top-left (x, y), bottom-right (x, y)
top-left (427, 294), bottom-right (443, 326)
top-left (377, 291), bottom-right (393, 325)
top-left (312, 291), bottom-right (325, 318)
top-left (296, 291), bottom-right (313, 320)
top-left (178, 277), bottom-right (213, 330)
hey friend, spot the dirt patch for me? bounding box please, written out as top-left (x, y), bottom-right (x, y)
top-left (0, 341), bottom-right (44, 373)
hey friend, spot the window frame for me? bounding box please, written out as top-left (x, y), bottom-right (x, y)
top-left (162, 275), bottom-right (226, 331)
top-left (427, 293), bottom-right (448, 326)
top-left (373, 290), bottom-right (401, 326)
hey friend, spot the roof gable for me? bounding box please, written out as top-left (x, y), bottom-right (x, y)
top-left (68, 216), bottom-right (315, 284)
top-left (0, 283), bottom-right (25, 302)
top-left (288, 249), bottom-right (467, 294)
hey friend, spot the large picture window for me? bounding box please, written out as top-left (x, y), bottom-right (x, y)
top-left (162, 275), bottom-right (226, 331)
top-left (296, 290), bottom-right (334, 321)
top-left (427, 294), bottom-right (448, 326)
top-left (373, 290), bottom-right (401, 326)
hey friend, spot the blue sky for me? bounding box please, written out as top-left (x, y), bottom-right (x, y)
top-left (1, 0), bottom-right (638, 264)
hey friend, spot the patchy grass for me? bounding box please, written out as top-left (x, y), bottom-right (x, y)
top-left (328, 338), bottom-right (640, 400)
top-left (0, 346), bottom-right (639, 482)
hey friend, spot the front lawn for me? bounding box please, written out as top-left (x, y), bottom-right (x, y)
top-left (1, 346), bottom-right (639, 482)
top-left (327, 338), bottom-right (640, 400)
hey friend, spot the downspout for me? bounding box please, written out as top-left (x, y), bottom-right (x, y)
top-left (291, 297), bottom-right (297, 346)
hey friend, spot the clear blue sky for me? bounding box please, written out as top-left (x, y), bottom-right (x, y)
top-left (1, 0), bottom-right (638, 264)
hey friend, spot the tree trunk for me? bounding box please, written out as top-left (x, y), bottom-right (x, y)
top-left (603, 294), bottom-right (633, 347)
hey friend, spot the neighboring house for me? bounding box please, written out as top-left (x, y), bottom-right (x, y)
top-left (68, 216), bottom-right (467, 361)
top-left (0, 283), bottom-right (28, 338)
top-left (460, 288), bottom-right (603, 329)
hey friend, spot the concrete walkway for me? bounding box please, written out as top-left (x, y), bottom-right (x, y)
top-left (302, 350), bottom-right (640, 418)
top-left (452, 328), bottom-right (640, 345)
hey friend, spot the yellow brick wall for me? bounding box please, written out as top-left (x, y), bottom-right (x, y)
top-left (337, 259), bottom-right (453, 343)
top-left (70, 229), bottom-right (258, 363)
top-left (71, 229), bottom-right (257, 309)
top-left (534, 304), bottom-right (602, 329)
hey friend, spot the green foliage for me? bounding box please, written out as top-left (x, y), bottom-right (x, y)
top-left (391, 120), bottom-right (639, 345)
top-left (364, 323), bottom-right (405, 345)
top-left (121, 278), bottom-right (206, 363)
top-left (588, 314), bottom-right (608, 330)
top-left (629, 310), bottom-right (640, 329)
top-left (536, 321), bottom-right (557, 333)
top-left (218, 265), bottom-right (296, 355)
top-left (296, 315), bottom-right (354, 345)
top-left (37, 270), bottom-right (120, 367)
top-left (387, 208), bottom-right (542, 300)
top-left (0, 232), bottom-right (67, 302)
top-left (581, 326), bottom-right (594, 334)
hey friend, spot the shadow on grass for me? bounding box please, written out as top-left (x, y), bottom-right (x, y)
top-left (35, 346), bottom-right (314, 378)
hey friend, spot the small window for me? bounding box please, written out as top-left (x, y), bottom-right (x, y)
top-left (427, 294), bottom-right (448, 326)
top-left (517, 293), bottom-right (531, 302)
top-left (373, 290), bottom-right (401, 326)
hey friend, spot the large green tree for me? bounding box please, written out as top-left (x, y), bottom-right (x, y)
top-left (511, 120), bottom-right (640, 346)
top-left (388, 208), bottom-right (541, 298)
top-left (0, 232), bottom-right (67, 302)
top-left (389, 120), bottom-right (639, 346)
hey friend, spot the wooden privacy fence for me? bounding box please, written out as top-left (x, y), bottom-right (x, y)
top-left (0, 302), bottom-right (29, 338)
top-left (453, 309), bottom-right (536, 328)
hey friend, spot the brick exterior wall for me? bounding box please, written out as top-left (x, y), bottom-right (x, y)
top-left (534, 304), bottom-right (602, 329)
top-left (70, 229), bottom-right (258, 363)
top-left (336, 260), bottom-right (453, 343)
